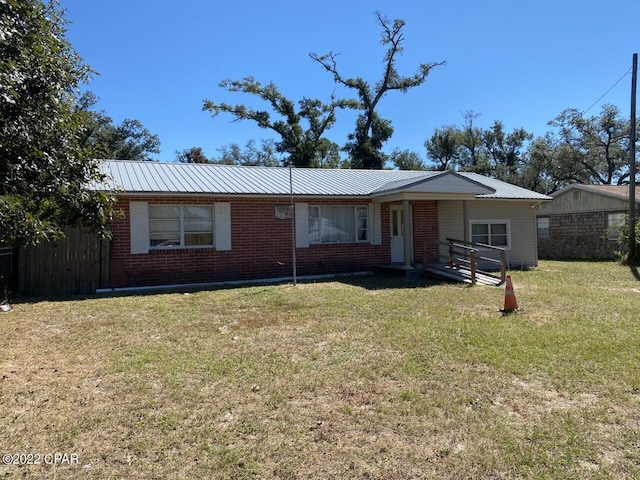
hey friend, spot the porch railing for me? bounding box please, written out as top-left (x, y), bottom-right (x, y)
top-left (423, 238), bottom-right (507, 285)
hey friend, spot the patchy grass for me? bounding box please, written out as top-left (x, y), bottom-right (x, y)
top-left (1, 261), bottom-right (640, 479)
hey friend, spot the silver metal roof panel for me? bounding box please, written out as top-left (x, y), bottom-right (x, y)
top-left (98, 160), bottom-right (551, 200)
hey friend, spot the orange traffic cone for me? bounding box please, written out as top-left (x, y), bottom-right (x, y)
top-left (502, 275), bottom-right (518, 313)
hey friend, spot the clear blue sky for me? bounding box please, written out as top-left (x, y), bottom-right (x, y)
top-left (60, 0), bottom-right (639, 163)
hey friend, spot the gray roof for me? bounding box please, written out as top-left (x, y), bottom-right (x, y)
top-left (99, 160), bottom-right (551, 201)
top-left (552, 183), bottom-right (640, 203)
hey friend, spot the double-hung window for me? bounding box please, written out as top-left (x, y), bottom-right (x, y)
top-left (607, 212), bottom-right (625, 240)
top-left (471, 220), bottom-right (510, 248)
top-left (308, 206), bottom-right (368, 244)
top-left (149, 205), bottom-right (214, 248)
top-left (537, 217), bottom-right (550, 240)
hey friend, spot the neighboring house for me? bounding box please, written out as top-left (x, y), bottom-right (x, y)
top-left (93, 160), bottom-right (550, 290)
top-left (536, 184), bottom-right (640, 260)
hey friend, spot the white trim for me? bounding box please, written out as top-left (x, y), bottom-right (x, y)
top-left (148, 204), bottom-right (216, 250)
top-left (469, 219), bottom-right (511, 250)
top-left (369, 203), bottom-right (382, 245)
top-left (308, 205), bottom-right (370, 245)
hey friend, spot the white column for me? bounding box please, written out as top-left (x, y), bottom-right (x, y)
top-left (402, 199), bottom-right (412, 269)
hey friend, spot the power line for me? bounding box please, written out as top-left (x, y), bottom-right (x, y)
top-left (582, 68), bottom-right (632, 115)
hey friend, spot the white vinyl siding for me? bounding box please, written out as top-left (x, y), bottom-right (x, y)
top-left (438, 200), bottom-right (539, 268)
top-left (469, 202), bottom-right (538, 267)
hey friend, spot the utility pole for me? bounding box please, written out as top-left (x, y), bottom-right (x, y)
top-left (289, 162), bottom-right (297, 286)
top-left (629, 53), bottom-right (638, 261)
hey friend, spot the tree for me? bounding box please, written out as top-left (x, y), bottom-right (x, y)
top-left (425, 126), bottom-right (460, 170)
top-left (311, 11), bottom-right (444, 169)
top-left (482, 120), bottom-right (533, 183)
top-left (545, 105), bottom-right (630, 186)
top-left (520, 136), bottom-right (557, 193)
top-left (215, 139), bottom-right (281, 166)
top-left (77, 92), bottom-right (160, 161)
top-left (456, 111), bottom-right (490, 174)
top-left (176, 146), bottom-right (211, 164)
top-left (202, 77), bottom-right (355, 167)
top-left (0, 0), bottom-right (115, 245)
top-left (390, 149), bottom-right (426, 170)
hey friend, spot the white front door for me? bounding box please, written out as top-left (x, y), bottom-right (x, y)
top-left (390, 205), bottom-right (404, 263)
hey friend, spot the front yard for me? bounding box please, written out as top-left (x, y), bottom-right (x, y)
top-left (1, 261), bottom-right (639, 479)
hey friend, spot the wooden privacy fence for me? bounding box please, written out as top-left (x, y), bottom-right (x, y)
top-left (19, 227), bottom-right (109, 296)
top-left (0, 246), bottom-right (14, 297)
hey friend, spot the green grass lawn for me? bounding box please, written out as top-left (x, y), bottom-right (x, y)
top-left (1, 260), bottom-right (639, 479)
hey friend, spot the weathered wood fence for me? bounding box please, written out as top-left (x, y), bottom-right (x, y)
top-left (18, 227), bottom-right (109, 296)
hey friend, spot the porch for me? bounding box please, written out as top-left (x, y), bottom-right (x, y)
top-left (424, 238), bottom-right (506, 286)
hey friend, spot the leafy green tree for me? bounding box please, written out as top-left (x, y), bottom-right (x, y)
top-left (311, 12), bottom-right (444, 169)
top-left (456, 111), bottom-right (490, 175)
top-left (482, 120), bottom-right (533, 183)
top-left (390, 149), bottom-right (426, 170)
top-left (611, 213), bottom-right (640, 265)
top-left (176, 146), bottom-right (211, 164)
top-left (77, 92), bottom-right (160, 160)
top-left (520, 136), bottom-right (557, 193)
top-left (215, 139), bottom-right (281, 166)
top-left (0, 0), bottom-right (115, 245)
top-left (545, 105), bottom-right (630, 185)
top-left (425, 126), bottom-right (460, 170)
top-left (202, 77), bottom-right (355, 167)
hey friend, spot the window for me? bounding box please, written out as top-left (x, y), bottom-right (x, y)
top-left (274, 205), bottom-right (292, 220)
top-left (308, 206), bottom-right (368, 244)
top-left (572, 190), bottom-right (581, 202)
top-left (537, 217), bottom-right (550, 240)
top-left (149, 205), bottom-right (214, 248)
top-left (471, 221), bottom-right (509, 247)
top-left (607, 212), bottom-right (625, 240)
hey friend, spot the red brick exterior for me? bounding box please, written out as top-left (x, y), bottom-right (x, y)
top-left (411, 200), bottom-right (439, 264)
top-left (108, 196), bottom-right (439, 288)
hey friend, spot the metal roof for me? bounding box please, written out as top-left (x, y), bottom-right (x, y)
top-left (458, 173), bottom-right (551, 200)
top-left (552, 184), bottom-right (640, 203)
top-left (98, 160), bottom-right (551, 200)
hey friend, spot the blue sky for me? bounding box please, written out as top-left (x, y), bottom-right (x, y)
top-left (60, 0), bottom-right (639, 163)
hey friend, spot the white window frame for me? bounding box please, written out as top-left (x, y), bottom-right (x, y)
top-left (149, 204), bottom-right (215, 250)
top-left (308, 205), bottom-right (369, 244)
top-left (537, 216), bottom-right (550, 240)
top-left (606, 212), bottom-right (625, 240)
top-left (470, 219), bottom-right (511, 249)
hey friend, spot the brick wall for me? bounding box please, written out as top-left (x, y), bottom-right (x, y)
top-left (538, 211), bottom-right (619, 260)
top-left (108, 196), bottom-right (439, 288)
top-left (411, 200), bottom-right (439, 264)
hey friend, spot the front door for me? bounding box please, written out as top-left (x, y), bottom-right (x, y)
top-left (390, 205), bottom-right (404, 263)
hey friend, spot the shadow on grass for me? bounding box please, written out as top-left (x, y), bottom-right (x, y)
top-left (628, 264), bottom-right (640, 281)
top-left (8, 271), bottom-right (455, 305)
